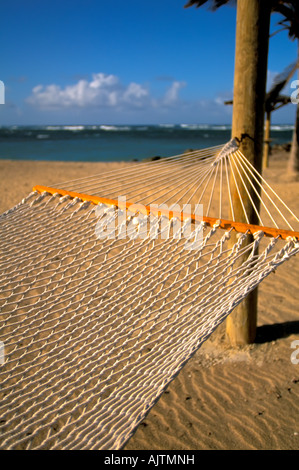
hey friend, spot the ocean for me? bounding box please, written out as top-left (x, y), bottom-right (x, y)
top-left (0, 124), bottom-right (294, 162)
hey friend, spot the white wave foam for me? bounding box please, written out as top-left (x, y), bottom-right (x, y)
top-left (37, 134), bottom-right (49, 139)
top-left (100, 125), bottom-right (131, 131)
top-left (63, 125), bottom-right (85, 131)
top-left (210, 125), bottom-right (231, 130)
top-left (180, 124), bottom-right (231, 130)
top-left (270, 125), bottom-right (294, 131)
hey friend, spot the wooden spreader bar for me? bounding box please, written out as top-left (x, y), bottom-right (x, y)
top-left (33, 185), bottom-right (299, 241)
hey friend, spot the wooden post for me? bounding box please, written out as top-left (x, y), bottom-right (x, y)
top-left (226, 0), bottom-right (271, 346)
top-left (288, 42), bottom-right (299, 175)
top-left (263, 110), bottom-right (271, 169)
top-left (288, 108), bottom-right (299, 174)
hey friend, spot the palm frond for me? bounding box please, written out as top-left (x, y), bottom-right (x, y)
top-left (265, 61), bottom-right (298, 112)
top-left (184, 0), bottom-right (232, 11)
top-left (272, 1), bottom-right (299, 40)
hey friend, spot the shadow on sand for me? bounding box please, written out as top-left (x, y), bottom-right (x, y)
top-left (255, 321), bottom-right (299, 343)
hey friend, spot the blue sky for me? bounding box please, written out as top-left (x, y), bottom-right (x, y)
top-left (1, 0), bottom-right (298, 125)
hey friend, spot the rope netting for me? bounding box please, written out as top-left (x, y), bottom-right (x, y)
top-left (0, 141), bottom-right (298, 449)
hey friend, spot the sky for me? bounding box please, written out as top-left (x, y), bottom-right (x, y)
top-left (1, 0), bottom-right (298, 125)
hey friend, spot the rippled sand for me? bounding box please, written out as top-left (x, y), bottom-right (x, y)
top-left (1, 150), bottom-right (298, 450)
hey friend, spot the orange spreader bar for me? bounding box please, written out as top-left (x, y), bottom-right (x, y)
top-left (33, 185), bottom-right (299, 241)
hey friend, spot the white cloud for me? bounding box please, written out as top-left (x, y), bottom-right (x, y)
top-left (26, 73), bottom-right (149, 110)
top-left (123, 82), bottom-right (149, 106)
top-left (26, 73), bottom-right (186, 111)
top-left (214, 96), bottom-right (225, 106)
top-left (163, 81), bottom-right (186, 106)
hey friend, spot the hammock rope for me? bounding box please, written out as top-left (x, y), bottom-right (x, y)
top-left (0, 140), bottom-right (298, 450)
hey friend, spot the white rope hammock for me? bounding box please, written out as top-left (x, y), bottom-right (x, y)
top-left (0, 140), bottom-right (298, 450)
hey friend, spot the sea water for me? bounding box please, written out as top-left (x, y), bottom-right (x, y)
top-left (0, 124), bottom-right (293, 162)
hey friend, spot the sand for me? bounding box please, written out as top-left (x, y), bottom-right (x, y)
top-left (1, 150), bottom-right (299, 450)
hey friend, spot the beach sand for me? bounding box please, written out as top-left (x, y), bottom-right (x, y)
top-left (1, 150), bottom-right (299, 450)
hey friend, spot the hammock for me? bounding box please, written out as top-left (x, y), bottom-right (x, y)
top-left (0, 140), bottom-right (298, 450)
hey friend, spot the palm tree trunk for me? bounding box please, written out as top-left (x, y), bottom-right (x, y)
top-left (263, 110), bottom-right (271, 169)
top-left (289, 41), bottom-right (299, 175)
top-left (226, 0), bottom-right (271, 345)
